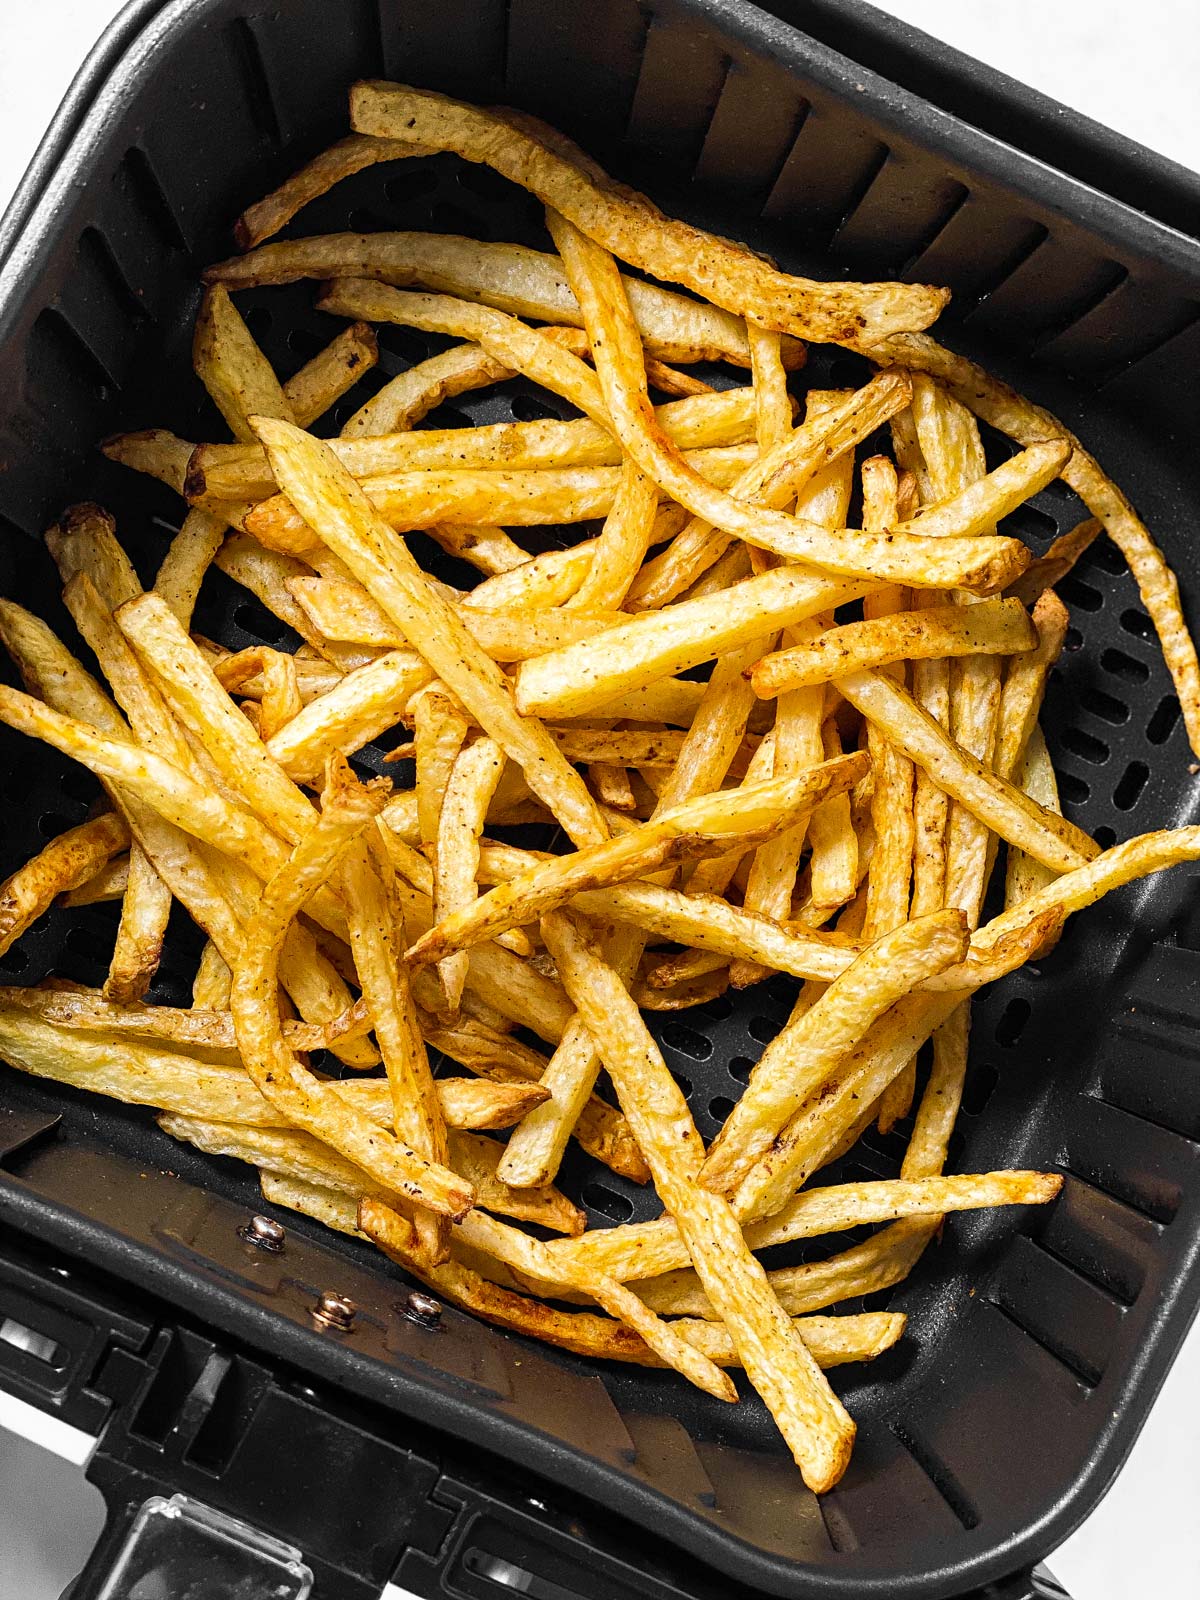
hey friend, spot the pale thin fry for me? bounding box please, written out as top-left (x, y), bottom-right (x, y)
top-left (352, 83), bottom-right (944, 343)
top-left (747, 322), bottom-right (793, 451)
top-left (805, 719), bottom-right (860, 923)
top-left (346, 342), bottom-right (515, 438)
top-left (0, 813), bottom-right (128, 958)
top-left (209, 230), bottom-right (802, 368)
top-left (233, 134), bottom-right (424, 248)
top-left (61, 854), bottom-right (130, 907)
top-left (105, 845), bottom-right (172, 1005)
top-left (408, 755), bottom-right (866, 965)
top-left (542, 910), bottom-right (855, 1492)
top-left (100, 429), bottom-right (193, 494)
top-left (514, 566), bottom-right (876, 721)
top-left (214, 534), bottom-right (367, 670)
top-left (283, 320), bottom-right (379, 428)
top-left (435, 737), bottom-right (505, 1013)
top-left (750, 599), bottom-right (1036, 695)
top-left (569, 459), bottom-right (660, 611)
top-left (267, 651), bottom-right (431, 782)
top-left (193, 285), bottom-right (295, 443)
top-left (589, 761), bottom-right (636, 812)
top-left (993, 589), bottom-right (1070, 785)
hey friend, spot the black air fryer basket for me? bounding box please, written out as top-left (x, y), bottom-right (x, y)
top-left (1, 3), bottom-right (1199, 1597)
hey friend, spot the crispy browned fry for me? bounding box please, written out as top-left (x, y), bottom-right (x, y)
top-left (233, 134), bottom-right (424, 248)
top-left (542, 910), bottom-right (855, 1492)
top-left (0, 813), bottom-right (128, 958)
top-left (515, 566), bottom-right (876, 721)
top-left (282, 320), bottom-right (379, 427)
top-left (209, 229), bottom-right (802, 368)
top-left (103, 846), bottom-right (172, 1005)
top-left (993, 589), bottom-right (1070, 786)
top-left (191, 940), bottom-right (233, 1008)
top-left (255, 650), bottom-right (302, 741)
top-left (193, 286), bottom-right (295, 443)
top-left (443, 1134), bottom-right (584, 1236)
top-left (213, 535), bottom-right (369, 671)
top-left (702, 912), bottom-right (968, 1197)
top-left (412, 685), bottom-right (469, 853)
top-left (190, 384), bottom-right (757, 501)
top-left (349, 342), bottom-right (516, 438)
top-left (750, 599), bottom-right (1036, 696)
top-left (550, 216), bottom-right (1018, 592)
top-left (255, 418), bottom-right (609, 850)
top-left (408, 755), bottom-right (866, 965)
top-left (835, 669), bottom-right (1097, 873)
top-left (629, 373), bottom-right (912, 609)
top-left (352, 84), bottom-right (944, 344)
top-left (868, 331), bottom-right (1200, 757)
top-left (1005, 727), bottom-right (1064, 912)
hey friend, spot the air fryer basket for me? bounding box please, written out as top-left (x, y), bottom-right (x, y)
top-left (1, 2), bottom-right (1199, 1597)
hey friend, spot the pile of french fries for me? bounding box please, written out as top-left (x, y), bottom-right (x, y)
top-left (1, 83), bottom-right (1198, 1494)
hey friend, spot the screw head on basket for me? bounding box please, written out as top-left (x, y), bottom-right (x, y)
top-left (238, 1214), bottom-right (286, 1253)
top-left (403, 1289), bottom-right (442, 1325)
top-left (312, 1290), bottom-right (357, 1331)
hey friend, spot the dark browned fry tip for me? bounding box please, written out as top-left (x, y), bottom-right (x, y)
top-left (183, 449), bottom-right (207, 503)
top-left (232, 215), bottom-right (253, 253)
top-left (352, 321), bottom-right (379, 356)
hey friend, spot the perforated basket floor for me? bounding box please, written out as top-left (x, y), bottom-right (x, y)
top-left (0, 3), bottom-right (1199, 1597)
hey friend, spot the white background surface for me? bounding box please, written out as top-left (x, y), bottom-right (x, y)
top-left (0, 3), bottom-right (1197, 1598)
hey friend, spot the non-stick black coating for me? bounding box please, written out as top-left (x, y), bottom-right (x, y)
top-left (0, 2), bottom-right (1199, 1596)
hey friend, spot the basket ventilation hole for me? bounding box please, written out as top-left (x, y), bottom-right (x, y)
top-left (747, 1013), bottom-right (777, 1044)
top-left (1120, 608), bottom-right (1154, 642)
top-left (669, 1067), bottom-right (693, 1098)
top-left (960, 1059), bottom-right (1000, 1116)
top-left (1113, 761), bottom-right (1149, 811)
top-left (37, 812), bottom-right (75, 839)
top-left (1080, 687), bottom-right (1128, 726)
top-left (1084, 538), bottom-right (1126, 576)
top-left (386, 168), bottom-right (440, 204)
top-left (0, 947), bottom-right (29, 974)
top-left (1060, 726), bottom-right (1109, 765)
top-left (510, 393), bottom-right (564, 423)
top-left (659, 1021), bottom-right (712, 1061)
top-left (243, 305), bottom-right (272, 341)
top-left (1094, 825), bottom-right (1117, 849)
top-left (728, 1055), bottom-right (755, 1083)
top-left (1101, 647), bottom-right (1149, 683)
top-left (65, 924), bottom-right (113, 965)
top-left (581, 1182), bottom-right (634, 1222)
top-left (994, 996), bottom-right (1032, 1048)
top-left (1063, 627), bottom-right (1083, 652)
top-left (1057, 573), bottom-right (1103, 613)
top-left (708, 1095), bottom-right (736, 1122)
top-left (1057, 770), bottom-right (1090, 805)
top-left (1146, 695), bottom-right (1180, 745)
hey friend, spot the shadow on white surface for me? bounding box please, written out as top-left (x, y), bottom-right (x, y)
top-left (0, 1428), bottom-right (104, 1600)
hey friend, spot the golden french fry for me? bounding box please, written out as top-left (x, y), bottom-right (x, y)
top-left (701, 911), bottom-right (968, 1198)
top-left (283, 320), bottom-right (379, 428)
top-left (100, 429), bottom-right (193, 494)
top-left (408, 755), bottom-right (866, 965)
top-left (193, 285), bottom-right (295, 443)
top-left (435, 738), bottom-right (505, 1014)
top-left (232, 134), bottom-right (423, 248)
top-left (1007, 518), bottom-right (1102, 607)
top-left (750, 598), bottom-right (1036, 696)
top-left (0, 813), bottom-right (129, 958)
top-left (352, 84), bottom-right (944, 344)
top-left (413, 686), bottom-right (469, 854)
top-left (61, 853), bottom-right (130, 907)
top-left (191, 940), bottom-right (233, 1009)
top-left (515, 566), bottom-right (875, 721)
top-left (993, 589), bottom-right (1070, 786)
top-left (267, 651), bottom-right (431, 782)
top-left (254, 417), bottom-right (608, 849)
top-left (189, 385), bottom-right (757, 502)
top-left (1005, 726), bottom-right (1063, 914)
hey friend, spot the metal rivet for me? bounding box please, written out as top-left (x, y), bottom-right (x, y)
top-left (312, 1291), bottom-right (356, 1331)
top-left (238, 1214), bottom-right (286, 1253)
top-left (403, 1289), bottom-right (442, 1325)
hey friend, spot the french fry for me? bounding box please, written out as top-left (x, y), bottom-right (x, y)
top-left (434, 738), bottom-right (505, 1014)
top-left (993, 589), bottom-right (1070, 786)
top-left (1007, 518), bottom-right (1102, 607)
top-left (267, 651), bottom-right (431, 782)
top-left (61, 853), bottom-right (130, 907)
top-left (750, 598), bottom-right (1036, 695)
top-left (514, 566), bottom-right (876, 721)
top-left (229, 760), bottom-right (472, 1214)
top-left (233, 134), bottom-right (424, 248)
top-left (352, 84), bottom-right (945, 343)
top-left (210, 230), bottom-right (804, 369)
top-left (191, 940), bottom-right (233, 1009)
top-left (541, 909), bottom-right (856, 1492)
top-left (189, 385), bottom-right (757, 501)
top-left (628, 372), bottom-right (912, 609)
top-left (407, 756), bottom-right (867, 965)
top-left (412, 686), bottom-right (469, 854)
top-left (700, 911), bottom-right (968, 1198)
top-left (193, 285), bottom-right (295, 443)
top-left (551, 216), bottom-right (1021, 592)
top-left (347, 342), bottom-right (516, 438)
top-left (282, 320), bottom-right (379, 427)
top-left (0, 813), bottom-right (128, 958)
top-left (835, 669), bottom-right (1097, 873)
top-left (867, 331), bottom-right (1200, 756)
top-left (1005, 726), bottom-right (1063, 912)
top-left (100, 429), bottom-right (193, 494)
